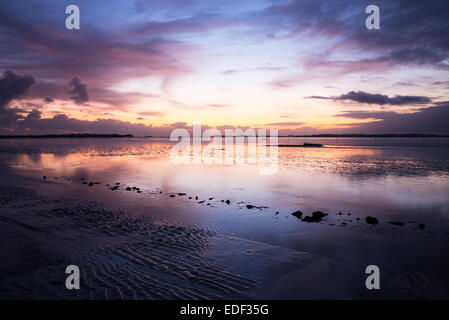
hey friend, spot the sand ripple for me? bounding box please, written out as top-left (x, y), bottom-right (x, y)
top-left (0, 186), bottom-right (258, 299)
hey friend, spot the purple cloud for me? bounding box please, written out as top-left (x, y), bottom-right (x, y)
top-left (68, 77), bottom-right (89, 104)
top-left (0, 71), bottom-right (35, 109)
top-left (308, 91), bottom-right (432, 106)
top-left (336, 102), bottom-right (449, 134)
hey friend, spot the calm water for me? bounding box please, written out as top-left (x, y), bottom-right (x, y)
top-left (2, 137), bottom-right (449, 294)
top-left (1, 137), bottom-right (449, 228)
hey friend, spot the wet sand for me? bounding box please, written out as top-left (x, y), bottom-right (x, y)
top-left (1, 175), bottom-right (449, 299)
top-left (0, 183), bottom-right (348, 299)
top-left (1, 137), bottom-right (449, 299)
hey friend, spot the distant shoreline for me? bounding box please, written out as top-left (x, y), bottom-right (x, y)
top-left (0, 134), bottom-right (134, 139)
top-left (0, 133), bottom-right (448, 139)
top-left (279, 134), bottom-right (449, 138)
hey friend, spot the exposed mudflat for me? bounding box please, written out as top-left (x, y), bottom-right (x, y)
top-left (1, 137), bottom-right (449, 299)
top-left (2, 184), bottom-right (449, 299)
top-left (0, 185), bottom-right (256, 299)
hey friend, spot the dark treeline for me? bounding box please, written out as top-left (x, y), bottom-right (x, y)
top-left (0, 134), bottom-right (134, 139)
top-left (281, 134), bottom-right (449, 138)
top-left (1, 133), bottom-right (448, 139)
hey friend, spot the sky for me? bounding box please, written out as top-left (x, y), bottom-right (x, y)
top-left (0, 0), bottom-right (449, 135)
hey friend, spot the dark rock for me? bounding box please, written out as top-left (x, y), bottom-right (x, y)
top-left (209, 197), bottom-right (214, 200)
top-left (188, 197), bottom-right (192, 199)
top-left (195, 196), bottom-right (198, 200)
top-left (88, 182), bottom-right (93, 186)
top-left (291, 211), bottom-right (303, 219)
top-left (225, 200), bottom-right (230, 204)
top-left (301, 216), bottom-right (317, 222)
top-left (198, 200), bottom-right (205, 203)
top-left (126, 187), bottom-right (132, 191)
top-left (82, 181), bottom-right (87, 184)
top-left (419, 223), bottom-right (425, 230)
top-left (365, 216), bottom-right (379, 225)
top-left (313, 211), bottom-right (327, 219)
top-left (169, 194), bottom-right (175, 197)
top-left (43, 176), bottom-right (46, 180)
top-left (302, 211), bottom-right (327, 223)
top-left (389, 221), bottom-right (404, 226)
top-left (177, 193), bottom-right (186, 196)
top-left (246, 205), bottom-right (255, 209)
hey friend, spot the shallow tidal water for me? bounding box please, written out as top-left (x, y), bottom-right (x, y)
top-left (1, 137), bottom-right (449, 299)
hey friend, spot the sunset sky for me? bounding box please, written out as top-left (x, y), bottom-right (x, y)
top-left (1, 0), bottom-right (448, 135)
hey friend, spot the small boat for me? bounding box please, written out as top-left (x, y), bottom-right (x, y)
top-left (302, 143), bottom-right (324, 147)
top-left (276, 143), bottom-right (324, 148)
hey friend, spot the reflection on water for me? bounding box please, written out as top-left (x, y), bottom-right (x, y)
top-left (1, 137), bottom-right (449, 225)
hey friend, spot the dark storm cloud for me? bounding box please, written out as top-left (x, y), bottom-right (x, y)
top-left (0, 107), bottom-right (24, 128)
top-left (0, 70), bottom-right (36, 129)
top-left (26, 109), bottom-right (42, 120)
top-left (0, 71), bottom-right (35, 109)
top-left (308, 91), bottom-right (432, 106)
top-left (337, 102), bottom-right (449, 134)
top-left (68, 77), bottom-right (89, 104)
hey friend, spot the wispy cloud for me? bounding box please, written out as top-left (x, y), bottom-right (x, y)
top-left (307, 91), bottom-right (432, 106)
top-left (264, 122), bottom-right (305, 127)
